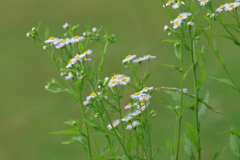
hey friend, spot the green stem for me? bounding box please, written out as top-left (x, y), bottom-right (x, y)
top-left (78, 92), bottom-right (92, 160)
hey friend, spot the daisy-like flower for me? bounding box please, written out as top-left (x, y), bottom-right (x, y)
top-left (83, 100), bottom-right (89, 105)
top-left (164, 0), bottom-right (174, 7)
top-left (187, 22), bottom-right (194, 26)
top-left (62, 23), bottom-right (69, 29)
top-left (82, 58), bottom-right (92, 62)
top-left (111, 74), bottom-right (124, 80)
top-left (138, 94), bottom-right (151, 103)
top-left (108, 79), bottom-right (119, 88)
top-left (170, 19), bottom-right (182, 29)
top-left (121, 114), bottom-right (133, 122)
top-left (92, 27), bottom-right (97, 32)
top-left (126, 121), bottom-right (141, 130)
top-left (66, 59), bottom-right (75, 68)
top-left (138, 102), bottom-right (148, 111)
top-left (131, 110), bottom-right (142, 117)
top-left (119, 76), bottom-right (130, 85)
top-left (73, 54), bottom-right (85, 62)
top-left (124, 103), bottom-right (133, 109)
top-left (82, 49), bottom-right (92, 56)
top-left (86, 92), bottom-right (98, 101)
top-left (130, 92), bottom-right (142, 99)
top-left (132, 57), bottom-right (145, 63)
top-left (55, 38), bottom-right (71, 49)
top-left (122, 55), bottom-right (136, 63)
top-left (224, 2), bottom-right (240, 11)
top-left (107, 119), bottom-right (121, 130)
top-left (172, 1), bottom-right (185, 9)
top-left (143, 55), bottom-right (156, 60)
top-left (71, 36), bottom-right (84, 43)
top-left (140, 86), bottom-right (154, 93)
top-left (45, 37), bottom-right (59, 43)
top-left (176, 12), bottom-right (192, 21)
top-left (164, 25), bottom-right (169, 31)
top-left (65, 72), bottom-right (73, 80)
top-left (216, 4), bottom-right (225, 12)
top-left (198, 0), bottom-right (210, 6)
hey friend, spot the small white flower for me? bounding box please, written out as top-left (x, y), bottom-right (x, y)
top-left (140, 87), bottom-right (154, 93)
top-left (187, 22), bottom-right (194, 26)
top-left (119, 76), bottom-right (130, 85)
top-left (92, 27), bottom-right (97, 32)
top-left (138, 94), bottom-right (151, 103)
top-left (131, 110), bottom-right (142, 117)
top-left (55, 38), bottom-right (71, 49)
top-left (170, 19), bottom-right (182, 29)
top-left (126, 121), bottom-right (140, 130)
top-left (107, 119), bottom-right (121, 130)
top-left (143, 55), bottom-right (156, 60)
top-left (111, 74), bottom-right (124, 80)
top-left (108, 79), bottom-right (119, 88)
top-left (26, 33), bottom-right (30, 37)
top-left (164, 25), bottom-right (169, 31)
top-left (198, 0), bottom-right (210, 6)
top-left (216, 4), bottom-right (225, 12)
top-left (82, 49), bottom-right (92, 56)
top-left (73, 54), bottom-right (85, 62)
top-left (86, 92), bottom-right (97, 101)
top-left (130, 92), bottom-right (142, 99)
top-left (66, 59), bottom-right (75, 68)
top-left (83, 100), bottom-right (89, 105)
top-left (45, 37), bottom-right (58, 43)
top-left (62, 23), bottom-right (69, 29)
top-left (122, 55), bottom-right (136, 63)
top-left (121, 115), bottom-right (133, 122)
top-left (65, 72), bottom-right (73, 80)
top-left (176, 12), bottom-right (192, 21)
top-left (71, 36), bottom-right (84, 43)
top-left (132, 57), bottom-right (145, 63)
top-left (124, 103), bottom-right (133, 109)
top-left (164, 0), bottom-right (174, 7)
top-left (224, 2), bottom-right (240, 11)
top-left (82, 58), bottom-right (92, 62)
top-left (172, 1), bottom-right (185, 9)
top-left (43, 46), bottom-right (47, 50)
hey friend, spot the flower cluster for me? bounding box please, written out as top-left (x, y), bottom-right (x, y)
top-left (122, 54), bottom-right (156, 64)
top-left (44, 36), bottom-right (84, 49)
top-left (83, 92), bottom-right (107, 106)
top-left (107, 86), bottom-right (154, 130)
top-left (216, 1), bottom-right (240, 12)
top-left (198, 0), bottom-right (210, 6)
top-left (168, 12), bottom-right (192, 29)
top-left (66, 50), bottom-right (92, 69)
top-left (100, 74), bottom-right (131, 88)
top-left (163, 0), bottom-right (185, 9)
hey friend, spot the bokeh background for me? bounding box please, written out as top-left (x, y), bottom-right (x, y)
top-left (1, 0), bottom-right (240, 159)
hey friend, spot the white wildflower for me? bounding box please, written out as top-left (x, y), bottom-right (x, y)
top-left (65, 72), bottom-right (73, 80)
top-left (132, 57), bottom-right (145, 63)
top-left (224, 2), bottom-right (240, 11)
top-left (170, 19), bottom-right (182, 29)
top-left (140, 87), bottom-right (154, 93)
top-left (55, 38), bottom-right (71, 49)
top-left (92, 27), bottom-right (97, 32)
top-left (122, 55), bottom-right (136, 63)
top-left (82, 49), bottom-right (92, 56)
top-left (71, 36), bottom-right (84, 43)
top-left (172, 1), bottom-right (185, 9)
top-left (176, 12), bottom-right (192, 21)
top-left (62, 23), bottom-right (69, 29)
top-left (198, 0), bottom-right (210, 6)
top-left (119, 76), bottom-right (130, 85)
top-left (143, 55), bottom-right (156, 60)
top-left (138, 94), bottom-right (151, 103)
top-left (216, 5), bottom-right (225, 12)
top-left (121, 115), bottom-right (133, 122)
top-left (130, 92), bottom-right (142, 99)
top-left (108, 79), bottom-right (119, 88)
top-left (66, 59), bottom-right (75, 68)
top-left (164, 25), bottom-right (169, 31)
top-left (107, 119), bottom-right (121, 130)
top-left (124, 103), bottom-right (133, 109)
top-left (126, 121), bottom-right (141, 130)
top-left (187, 22), bottom-right (194, 26)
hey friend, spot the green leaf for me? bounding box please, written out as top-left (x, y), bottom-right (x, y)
top-left (198, 91), bottom-right (209, 123)
top-left (92, 156), bottom-right (108, 160)
top-left (174, 44), bottom-right (181, 59)
top-left (44, 25), bottom-right (50, 40)
top-left (184, 136), bottom-right (195, 160)
top-left (92, 127), bottom-right (115, 136)
top-left (212, 147), bottom-right (226, 160)
top-left (164, 138), bottom-right (174, 154)
top-left (185, 122), bottom-right (199, 152)
top-left (229, 129), bottom-right (240, 159)
top-left (127, 83), bottom-right (138, 91)
top-left (151, 145), bottom-right (165, 160)
top-left (209, 77), bottom-right (236, 89)
top-left (160, 63), bottom-right (181, 72)
top-left (211, 35), bottom-right (240, 46)
top-left (159, 97), bottom-right (178, 116)
top-left (83, 118), bottom-right (101, 128)
top-left (142, 71), bottom-right (152, 83)
top-left (127, 136), bottom-right (134, 153)
top-left (219, 129), bottom-right (240, 139)
top-left (132, 70), bottom-right (140, 84)
top-left (50, 129), bottom-right (81, 135)
top-left (100, 142), bottom-right (110, 156)
top-left (161, 39), bottom-right (179, 43)
top-left (61, 136), bottom-right (88, 152)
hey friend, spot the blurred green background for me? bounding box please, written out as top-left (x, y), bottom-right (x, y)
top-left (1, 0), bottom-right (240, 159)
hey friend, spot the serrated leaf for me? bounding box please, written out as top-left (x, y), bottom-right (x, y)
top-left (184, 136), bottom-right (195, 160)
top-left (92, 156), bottom-right (108, 160)
top-left (211, 35), bottom-right (240, 46)
top-left (185, 122), bottom-right (199, 152)
top-left (92, 127), bottom-right (115, 136)
top-left (219, 129), bottom-right (240, 139)
top-left (164, 138), bottom-right (174, 154)
top-left (83, 118), bottom-right (101, 128)
top-left (159, 97), bottom-right (178, 116)
top-left (50, 129), bottom-right (81, 135)
top-left (229, 130), bottom-right (240, 159)
top-left (151, 145), bottom-right (165, 160)
top-left (61, 136), bottom-right (88, 152)
top-left (212, 147), bottom-right (226, 160)
top-left (160, 63), bottom-right (181, 72)
top-left (209, 77), bottom-right (236, 89)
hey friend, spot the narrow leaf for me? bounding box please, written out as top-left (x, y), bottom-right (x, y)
top-left (151, 145), bottom-right (165, 160)
top-left (184, 136), bottom-right (195, 160)
top-left (212, 147), bottom-right (226, 160)
top-left (160, 63), bottom-right (181, 72)
top-left (50, 129), bottom-right (81, 135)
top-left (185, 122), bottom-right (199, 152)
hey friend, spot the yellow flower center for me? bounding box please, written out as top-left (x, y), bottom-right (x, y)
top-left (220, 5), bottom-right (225, 8)
top-left (146, 55), bottom-right (151, 57)
top-left (125, 117), bottom-right (131, 122)
top-left (177, 15), bottom-right (183, 19)
top-left (128, 103), bottom-right (132, 106)
top-left (68, 60), bottom-right (73, 64)
top-left (83, 51), bottom-right (88, 54)
top-left (167, 0), bottom-right (172, 4)
top-left (126, 55), bottom-right (132, 58)
top-left (176, 1), bottom-right (183, 5)
top-left (111, 76), bottom-right (117, 79)
top-left (90, 93), bottom-right (96, 97)
top-left (48, 37), bottom-right (55, 40)
top-left (111, 80), bottom-right (117, 84)
top-left (74, 55), bottom-right (80, 59)
top-left (134, 92), bottom-right (140, 96)
top-left (140, 102), bottom-right (145, 106)
top-left (229, 4), bottom-right (234, 8)
top-left (74, 36), bottom-right (79, 39)
top-left (141, 98), bottom-right (147, 102)
top-left (175, 21), bottom-right (180, 25)
top-left (121, 78), bottom-right (127, 82)
top-left (61, 39), bottom-right (66, 43)
top-left (113, 123), bottom-right (118, 127)
top-left (201, 0), bottom-right (206, 2)
top-left (143, 87), bottom-right (149, 90)
top-left (116, 74), bottom-right (121, 76)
